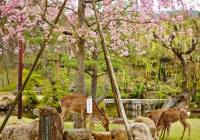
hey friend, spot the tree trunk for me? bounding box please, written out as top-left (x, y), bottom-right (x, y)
top-left (96, 73), bottom-right (109, 104)
top-left (163, 54), bottom-right (189, 109)
top-left (56, 47), bottom-right (60, 72)
top-left (91, 41), bottom-right (98, 103)
top-left (5, 66), bottom-right (9, 85)
top-left (73, 0), bottom-right (86, 129)
top-left (191, 82), bottom-right (196, 102)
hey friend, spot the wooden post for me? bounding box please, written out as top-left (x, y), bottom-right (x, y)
top-left (0, 0), bottom-right (68, 134)
top-left (91, 0), bottom-right (133, 139)
top-left (87, 96), bottom-right (92, 140)
top-left (18, 14), bottom-right (23, 119)
top-left (89, 113), bottom-right (92, 140)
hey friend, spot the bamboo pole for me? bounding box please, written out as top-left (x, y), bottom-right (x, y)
top-left (0, 0), bottom-right (67, 134)
top-left (91, 1), bottom-right (133, 140)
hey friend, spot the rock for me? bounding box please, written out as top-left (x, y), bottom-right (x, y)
top-left (0, 97), bottom-right (10, 110)
top-left (63, 129), bottom-right (89, 140)
top-left (130, 123), bottom-right (153, 140)
top-left (110, 122), bottom-right (154, 140)
top-left (33, 87), bottom-right (43, 95)
top-left (38, 107), bottom-right (63, 140)
top-left (1, 119), bottom-right (39, 140)
top-left (134, 117), bottom-right (155, 126)
top-left (110, 126), bottom-right (128, 140)
top-left (112, 118), bottom-right (131, 124)
top-left (162, 97), bottom-right (176, 110)
top-left (134, 117), bottom-right (158, 140)
top-left (92, 132), bottom-right (111, 140)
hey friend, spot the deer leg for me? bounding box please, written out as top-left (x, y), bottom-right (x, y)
top-left (81, 107), bottom-right (87, 129)
top-left (166, 123), bottom-right (171, 140)
top-left (59, 107), bottom-right (69, 121)
top-left (180, 119), bottom-right (191, 140)
top-left (186, 122), bottom-right (191, 140)
top-left (160, 126), bottom-right (165, 137)
top-left (161, 125), bottom-right (167, 139)
top-left (92, 121), bottom-right (96, 131)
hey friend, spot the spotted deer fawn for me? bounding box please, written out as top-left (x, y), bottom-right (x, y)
top-left (156, 107), bottom-right (190, 140)
top-left (59, 94), bottom-right (110, 131)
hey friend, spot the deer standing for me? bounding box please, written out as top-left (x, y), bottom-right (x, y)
top-left (156, 107), bottom-right (191, 140)
top-left (148, 109), bottom-right (166, 136)
top-left (59, 94), bottom-right (110, 131)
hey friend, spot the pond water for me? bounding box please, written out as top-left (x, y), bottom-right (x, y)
top-left (0, 104), bottom-right (200, 120)
top-left (105, 104), bottom-right (200, 120)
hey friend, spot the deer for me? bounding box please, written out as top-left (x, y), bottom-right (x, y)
top-left (148, 109), bottom-right (166, 137)
top-left (156, 107), bottom-right (191, 140)
top-left (59, 94), bottom-right (110, 131)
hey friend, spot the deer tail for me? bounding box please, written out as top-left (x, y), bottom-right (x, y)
top-left (187, 111), bottom-right (190, 116)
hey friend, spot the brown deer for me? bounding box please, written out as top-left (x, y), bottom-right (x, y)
top-left (148, 109), bottom-right (166, 136)
top-left (156, 107), bottom-right (191, 140)
top-left (59, 94), bottom-right (110, 131)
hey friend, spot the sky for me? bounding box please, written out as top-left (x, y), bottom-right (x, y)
top-left (152, 0), bottom-right (200, 11)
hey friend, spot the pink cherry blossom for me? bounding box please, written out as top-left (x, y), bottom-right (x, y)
top-left (172, 32), bottom-right (176, 37)
top-left (177, 15), bottom-right (184, 21)
top-left (71, 39), bottom-right (76, 44)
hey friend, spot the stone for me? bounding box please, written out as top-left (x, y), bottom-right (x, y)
top-left (63, 129), bottom-right (89, 140)
top-left (134, 117), bottom-right (155, 126)
top-left (110, 126), bottom-right (128, 140)
top-left (130, 123), bottom-right (153, 140)
top-left (134, 117), bottom-right (158, 140)
top-left (1, 119), bottom-right (39, 140)
top-left (38, 107), bottom-right (63, 140)
top-left (112, 118), bottom-right (131, 124)
top-left (110, 123), bottom-right (154, 140)
top-left (92, 132), bottom-right (111, 140)
top-left (0, 97), bottom-right (10, 110)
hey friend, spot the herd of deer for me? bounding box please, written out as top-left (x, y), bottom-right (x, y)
top-left (59, 94), bottom-right (191, 140)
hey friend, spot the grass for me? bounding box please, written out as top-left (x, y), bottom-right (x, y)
top-left (63, 119), bottom-right (200, 140)
top-left (0, 116), bottom-right (33, 127)
top-left (0, 117), bottom-right (199, 140)
top-left (159, 119), bottom-right (200, 140)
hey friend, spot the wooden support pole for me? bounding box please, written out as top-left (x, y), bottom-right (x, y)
top-left (89, 113), bottom-right (92, 140)
top-left (91, 0), bottom-right (133, 140)
top-left (87, 96), bottom-right (92, 140)
top-left (0, 0), bottom-right (67, 134)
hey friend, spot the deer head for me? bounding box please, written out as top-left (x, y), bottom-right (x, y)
top-left (100, 112), bottom-right (110, 131)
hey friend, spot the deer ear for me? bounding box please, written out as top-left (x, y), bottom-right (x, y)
top-left (104, 112), bottom-right (108, 118)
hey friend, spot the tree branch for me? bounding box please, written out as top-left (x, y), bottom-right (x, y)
top-left (97, 72), bottom-right (108, 77)
top-left (180, 38), bottom-right (198, 54)
top-left (62, 31), bottom-right (73, 35)
top-left (144, 82), bottom-right (171, 96)
top-left (86, 0), bottom-right (103, 3)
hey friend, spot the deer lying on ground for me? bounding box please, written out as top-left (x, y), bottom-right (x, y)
top-left (156, 107), bottom-right (191, 140)
top-left (59, 94), bottom-right (110, 131)
top-left (148, 109), bottom-right (166, 136)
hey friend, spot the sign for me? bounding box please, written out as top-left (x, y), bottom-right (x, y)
top-left (43, 115), bottom-right (51, 140)
top-left (87, 98), bottom-right (93, 113)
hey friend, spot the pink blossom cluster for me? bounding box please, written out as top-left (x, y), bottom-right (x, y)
top-left (0, 48), bottom-right (3, 55)
top-left (0, 0), bottom-right (199, 59)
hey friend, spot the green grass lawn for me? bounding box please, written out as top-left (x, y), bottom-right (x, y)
top-left (160, 119), bottom-right (200, 140)
top-left (0, 117), bottom-right (199, 140)
top-left (64, 119), bottom-right (199, 140)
